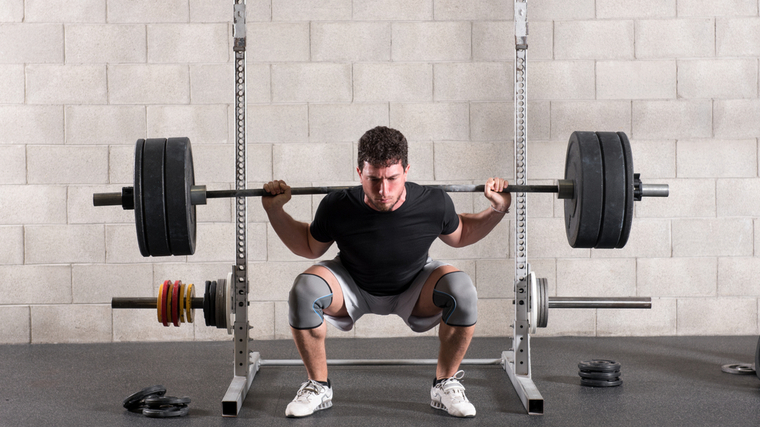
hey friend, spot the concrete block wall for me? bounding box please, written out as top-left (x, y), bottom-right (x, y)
top-left (1, 0), bottom-right (759, 344)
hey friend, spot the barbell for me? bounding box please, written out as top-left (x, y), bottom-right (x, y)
top-left (92, 131), bottom-right (668, 257)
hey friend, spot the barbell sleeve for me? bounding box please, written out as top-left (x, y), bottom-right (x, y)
top-left (112, 297), bottom-right (205, 309)
top-left (547, 297), bottom-right (651, 309)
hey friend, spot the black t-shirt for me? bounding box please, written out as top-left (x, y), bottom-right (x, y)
top-left (309, 182), bottom-right (460, 296)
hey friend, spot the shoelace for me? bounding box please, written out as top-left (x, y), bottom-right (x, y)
top-left (439, 370), bottom-right (469, 403)
top-left (294, 380), bottom-right (324, 402)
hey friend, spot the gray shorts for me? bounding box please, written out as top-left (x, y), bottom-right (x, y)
top-left (317, 256), bottom-right (449, 333)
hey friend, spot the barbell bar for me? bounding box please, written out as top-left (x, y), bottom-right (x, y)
top-left (92, 132), bottom-right (669, 257)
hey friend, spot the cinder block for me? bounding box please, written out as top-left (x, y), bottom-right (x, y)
top-left (678, 139), bottom-right (757, 178)
top-left (556, 258), bottom-right (636, 297)
top-left (529, 61), bottom-right (595, 100)
top-left (0, 64), bottom-right (23, 103)
top-left (190, 144), bottom-right (233, 184)
top-left (272, 0), bottom-right (351, 20)
top-left (108, 65), bottom-right (190, 105)
top-left (66, 106), bottom-right (145, 145)
top-left (246, 144), bottom-right (273, 183)
top-left (638, 258), bottom-right (717, 297)
top-left (718, 179), bottom-right (760, 217)
top-left (26, 65), bottom-right (106, 105)
top-left (0, 0), bottom-right (23, 22)
top-left (28, 145), bottom-right (108, 184)
top-left (273, 143), bottom-right (354, 182)
top-left (0, 265), bottom-right (71, 304)
top-left (147, 105), bottom-right (228, 145)
top-left (190, 222), bottom-right (236, 262)
top-left (105, 224), bottom-right (165, 264)
top-left (109, 145), bottom-right (135, 184)
top-left (0, 146), bottom-right (25, 184)
top-left (392, 22), bottom-right (471, 61)
top-left (717, 18), bottom-right (760, 56)
top-left (525, 180), bottom-right (556, 218)
top-left (354, 314), bottom-right (436, 338)
top-left (248, 104), bottom-right (308, 143)
top-left (434, 63), bottom-right (511, 101)
top-left (107, 0), bottom-right (189, 23)
top-left (533, 309), bottom-right (596, 337)
top-left (147, 24), bottom-right (228, 63)
top-left (628, 139), bottom-right (676, 179)
top-left (471, 21), bottom-right (552, 61)
top-left (555, 20), bottom-right (634, 60)
top-left (195, 183), bottom-right (232, 223)
top-left (0, 226), bottom-right (23, 264)
top-left (434, 141), bottom-right (511, 181)
top-left (272, 64), bottom-right (351, 103)
top-left (248, 261), bottom-right (315, 301)
top-left (429, 221), bottom-right (509, 261)
top-left (189, 0), bottom-right (232, 22)
top-left (550, 101), bottom-right (631, 140)
top-left (434, 0), bottom-right (511, 20)
top-left (27, 0), bottom-right (104, 22)
top-left (678, 0), bottom-right (757, 16)
top-left (248, 23), bottom-right (309, 62)
top-left (597, 61), bottom-right (676, 100)
top-left (32, 305), bottom-right (112, 343)
top-left (719, 258), bottom-right (760, 296)
top-left (672, 218), bottom-right (753, 257)
top-left (714, 100), bottom-right (760, 139)
top-left (72, 264), bottom-right (153, 304)
top-left (389, 103), bottom-right (469, 141)
top-left (636, 19), bottom-right (714, 58)
top-left (591, 219), bottom-right (671, 259)
top-left (632, 100), bottom-right (712, 139)
top-left (470, 101), bottom-right (551, 142)
top-left (597, 298), bottom-right (677, 336)
top-left (635, 179), bottom-right (714, 218)
top-left (0, 106), bottom-right (64, 144)
top-left (0, 185), bottom-right (67, 225)
top-left (193, 63), bottom-right (269, 104)
top-left (408, 141), bottom-right (435, 181)
top-left (597, 0), bottom-right (676, 18)
top-left (247, 302), bottom-right (276, 340)
top-left (473, 299), bottom-right (512, 337)
top-left (0, 306), bottom-right (30, 344)
top-left (476, 259), bottom-right (513, 298)
top-left (353, 63), bottom-right (432, 102)
top-left (309, 104), bottom-right (389, 142)
top-left (312, 22), bottom-right (390, 62)
top-left (65, 24), bottom-right (146, 63)
top-left (677, 297), bottom-right (757, 335)
top-left (678, 59), bottom-right (758, 99)
top-left (353, 0), bottom-right (432, 20)
top-left (528, 218), bottom-right (591, 259)
top-left (0, 24), bottom-right (63, 63)
top-left (153, 262), bottom-right (234, 292)
top-left (114, 309), bottom-right (194, 342)
top-left (527, 140), bottom-right (569, 180)
top-left (528, 0), bottom-right (595, 20)
top-left (26, 225), bottom-right (105, 264)
top-left (68, 185), bottom-right (134, 224)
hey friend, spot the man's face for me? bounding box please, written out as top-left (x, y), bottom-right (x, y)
top-left (357, 161), bottom-right (410, 212)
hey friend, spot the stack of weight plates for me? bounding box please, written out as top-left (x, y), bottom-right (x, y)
top-left (578, 359), bottom-right (622, 387)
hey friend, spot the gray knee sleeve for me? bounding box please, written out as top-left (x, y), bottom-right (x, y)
top-left (288, 274), bottom-right (334, 330)
top-left (433, 271), bottom-right (477, 327)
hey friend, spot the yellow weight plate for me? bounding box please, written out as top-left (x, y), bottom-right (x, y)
top-left (158, 280), bottom-right (169, 324)
top-left (179, 282), bottom-right (186, 324)
top-left (185, 283), bottom-right (194, 323)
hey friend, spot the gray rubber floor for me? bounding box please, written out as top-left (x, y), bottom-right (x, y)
top-left (1, 335), bottom-right (759, 426)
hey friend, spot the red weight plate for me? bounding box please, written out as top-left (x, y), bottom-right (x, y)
top-left (172, 280), bottom-right (181, 327)
top-left (161, 281), bottom-right (171, 327)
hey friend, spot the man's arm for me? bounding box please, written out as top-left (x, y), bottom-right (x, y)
top-left (438, 177), bottom-right (511, 248)
top-left (262, 180), bottom-right (333, 259)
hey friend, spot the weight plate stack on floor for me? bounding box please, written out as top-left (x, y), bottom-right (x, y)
top-left (564, 131), bottom-right (604, 248)
top-left (164, 137), bottom-right (197, 256)
top-left (122, 385), bottom-right (166, 412)
top-left (578, 359), bottom-right (622, 387)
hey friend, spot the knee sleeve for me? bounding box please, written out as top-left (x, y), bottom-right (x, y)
top-left (433, 271), bottom-right (477, 327)
top-left (288, 274), bottom-right (333, 330)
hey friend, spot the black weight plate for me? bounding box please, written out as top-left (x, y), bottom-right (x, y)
top-left (215, 277), bottom-right (226, 329)
top-left (537, 278), bottom-right (548, 328)
top-left (123, 385), bottom-right (166, 411)
top-left (164, 137), bottom-right (196, 256)
top-left (144, 396), bottom-right (192, 408)
top-left (142, 406), bottom-right (190, 418)
top-left (133, 139), bottom-right (150, 257)
top-left (579, 370), bottom-right (621, 380)
top-left (578, 359), bottom-right (621, 372)
top-left (203, 281), bottom-right (213, 327)
top-left (564, 132), bottom-right (604, 248)
top-left (580, 378), bottom-right (623, 387)
top-left (142, 138), bottom-right (172, 256)
top-left (595, 132), bottom-right (627, 248)
top-left (208, 281), bottom-right (218, 327)
top-left (616, 132), bottom-right (635, 248)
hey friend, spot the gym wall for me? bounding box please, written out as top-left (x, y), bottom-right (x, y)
top-left (1, 0), bottom-right (759, 344)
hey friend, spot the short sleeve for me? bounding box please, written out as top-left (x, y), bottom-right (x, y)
top-left (440, 191), bottom-right (460, 235)
top-left (309, 194), bottom-right (334, 243)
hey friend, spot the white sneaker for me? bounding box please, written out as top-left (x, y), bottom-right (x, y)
top-left (285, 379), bottom-right (333, 417)
top-left (430, 370), bottom-right (476, 418)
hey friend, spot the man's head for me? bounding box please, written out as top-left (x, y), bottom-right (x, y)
top-left (356, 126), bottom-right (410, 212)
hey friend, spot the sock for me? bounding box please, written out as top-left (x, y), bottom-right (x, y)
top-left (434, 378), bottom-right (445, 386)
top-left (316, 379), bottom-right (330, 388)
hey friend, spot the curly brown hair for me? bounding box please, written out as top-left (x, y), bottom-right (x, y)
top-left (357, 126), bottom-right (408, 170)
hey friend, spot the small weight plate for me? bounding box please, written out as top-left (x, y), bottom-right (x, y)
top-left (203, 281), bottom-right (212, 327)
top-left (144, 395), bottom-right (191, 408)
top-left (580, 378), bottom-right (623, 387)
top-left (161, 281), bottom-right (171, 327)
top-left (157, 280), bottom-right (168, 324)
top-left (123, 385), bottom-right (166, 411)
top-left (215, 277), bottom-right (226, 329)
top-left (537, 278), bottom-right (548, 328)
top-left (142, 138), bottom-right (172, 256)
top-left (595, 132), bottom-right (626, 249)
top-left (164, 137), bottom-right (197, 256)
top-left (142, 406), bottom-right (190, 418)
top-left (165, 280), bottom-right (173, 327)
top-left (178, 282), bottom-right (186, 323)
top-left (564, 132), bottom-right (604, 248)
top-left (185, 283), bottom-right (194, 323)
top-left (579, 370), bottom-right (621, 380)
top-left (721, 363), bottom-right (755, 375)
top-left (133, 139), bottom-right (150, 257)
top-left (579, 359), bottom-right (621, 372)
top-left (172, 280), bottom-right (181, 327)
top-left (616, 132), bottom-right (635, 248)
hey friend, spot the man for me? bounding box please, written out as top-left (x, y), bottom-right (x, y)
top-left (262, 126), bottom-right (511, 418)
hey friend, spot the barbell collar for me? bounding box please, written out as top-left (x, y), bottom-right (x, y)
top-left (548, 297), bottom-right (651, 309)
top-left (191, 185), bottom-right (207, 205)
top-left (112, 297), bottom-right (204, 310)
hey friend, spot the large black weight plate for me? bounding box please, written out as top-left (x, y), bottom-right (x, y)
top-left (564, 132), bottom-right (604, 248)
top-left (578, 359), bottom-right (621, 372)
top-left (215, 277), bottom-right (226, 329)
top-left (133, 139), bottom-right (150, 256)
top-left (203, 280), bottom-right (213, 327)
top-left (616, 132), bottom-right (635, 248)
top-left (164, 137), bottom-right (196, 256)
top-left (142, 138), bottom-right (171, 256)
top-left (123, 385), bottom-right (166, 411)
top-left (595, 132), bottom-right (627, 248)
top-left (580, 378), bottom-right (623, 387)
